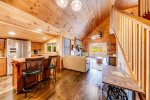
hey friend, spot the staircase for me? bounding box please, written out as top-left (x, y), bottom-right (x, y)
top-left (143, 13), bottom-right (150, 20)
top-left (139, 0), bottom-right (150, 16)
top-left (110, 7), bottom-right (150, 100)
top-left (139, 0), bottom-right (150, 20)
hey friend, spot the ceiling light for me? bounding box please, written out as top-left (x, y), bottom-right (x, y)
top-left (92, 37), bottom-right (96, 40)
top-left (43, 37), bottom-right (47, 40)
top-left (56, 0), bottom-right (68, 8)
top-left (8, 31), bottom-right (16, 35)
top-left (37, 29), bottom-right (43, 32)
top-left (71, 0), bottom-right (82, 11)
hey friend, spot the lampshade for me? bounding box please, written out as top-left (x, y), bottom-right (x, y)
top-left (56, 0), bottom-right (68, 8)
top-left (71, 0), bottom-right (82, 11)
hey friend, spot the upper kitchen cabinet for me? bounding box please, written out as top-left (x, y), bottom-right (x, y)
top-left (0, 39), bottom-right (5, 50)
top-left (31, 42), bottom-right (43, 50)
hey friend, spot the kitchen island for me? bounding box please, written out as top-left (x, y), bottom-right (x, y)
top-left (12, 54), bottom-right (60, 93)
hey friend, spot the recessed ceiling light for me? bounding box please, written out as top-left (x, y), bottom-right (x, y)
top-left (8, 31), bottom-right (16, 35)
top-left (37, 29), bottom-right (43, 32)
top-left (43, 37), bottom-right (47, 40)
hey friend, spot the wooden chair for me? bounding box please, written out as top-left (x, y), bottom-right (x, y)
top-left (44, 56), bottom-right (58, 83)
top-left (23, 57), bottom-right (44, 98)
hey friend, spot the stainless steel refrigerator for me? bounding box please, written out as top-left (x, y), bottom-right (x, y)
top-left (6, 39), bottom-right (31, 75)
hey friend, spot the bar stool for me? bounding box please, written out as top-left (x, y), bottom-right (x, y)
top-left (44, 56), bottom-right (58, 83)
top-left (23, 57), bottom-right (44, 98)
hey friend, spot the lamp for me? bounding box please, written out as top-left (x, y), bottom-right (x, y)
top-left (56, 0), bottom-right (68, 8)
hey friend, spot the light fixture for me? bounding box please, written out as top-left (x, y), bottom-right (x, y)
top-left (56, 0), bottom-right (68, 8)
top-left (37, 29), bottom-right (43, 32)
top-left (43, 37), bottom-right (47, 40)
top-left (71, 0), bottom-right (82, 11)
top-left (8, 31), bottom-right (16, 35)
top-left (91, 34), bottom-right (103, 40)
top-left (92, 37), bottom-right (96, 40)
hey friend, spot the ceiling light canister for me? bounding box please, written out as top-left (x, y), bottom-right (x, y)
top-left (71, 0), bottom-right (82, 11)
top-left (56, 0), bottom-right (68, 8)
top-left (8, 31), bottom-right (16, 35)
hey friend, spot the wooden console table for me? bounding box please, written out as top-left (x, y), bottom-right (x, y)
top-left (102, 66), bottom-right (144, 99)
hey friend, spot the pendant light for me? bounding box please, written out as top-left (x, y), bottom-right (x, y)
top-left (56, 0), bottom-right (68, 8)
top-left (71, 0), bottom-right (82, 11)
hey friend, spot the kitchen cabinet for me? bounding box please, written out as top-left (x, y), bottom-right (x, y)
top-left (0, 39), bottom-right (5, 50)
top-left (31, 42), bottom-right (43, 50)
top-left (0, 58), bottom-right (7, 76)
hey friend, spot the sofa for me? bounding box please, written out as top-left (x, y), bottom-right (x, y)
top-left (63, 56), bottom-right (90, 72)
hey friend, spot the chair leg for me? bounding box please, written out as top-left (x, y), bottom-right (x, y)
top-left (45, 70), bottom-right (47, 84)
top-left (40, 72), bottom-right (42, 88)
top-left (37, 74), bottom-right (38, 83)
top-left (54, 68), bottom-right (56, 81)
top-left (24, 76), bottom-right (28, 98)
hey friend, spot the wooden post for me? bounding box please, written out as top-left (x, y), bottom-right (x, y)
top-left (146, 30), bottom-right (150, 100)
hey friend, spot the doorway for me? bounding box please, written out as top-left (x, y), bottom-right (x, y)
top-left (89, 43), bottom-right (107, 70)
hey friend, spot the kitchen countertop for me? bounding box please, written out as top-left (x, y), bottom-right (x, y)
top-left (0, 57), bottom-right (6, 59)
top-left (102, 66), bottom-right (144, 94)
top-left (12, 54), bottom-right (59, 63)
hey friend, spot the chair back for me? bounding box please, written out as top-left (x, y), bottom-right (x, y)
top-left (50, 56), bottom-right (58, 67)
top-left (25, 57), bottom-right (44, 72)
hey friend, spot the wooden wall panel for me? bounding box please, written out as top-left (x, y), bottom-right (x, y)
top-left (82, 17), bottom-right (116, 55)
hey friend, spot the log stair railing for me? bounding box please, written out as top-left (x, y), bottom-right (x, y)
top-left (110, 7), bottom-right (150, 100)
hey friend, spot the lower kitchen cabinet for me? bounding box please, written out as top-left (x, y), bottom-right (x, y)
top-left (0, 58), bottom-right (6, 76)
top-left (0, 39), bottom-right (5, 50)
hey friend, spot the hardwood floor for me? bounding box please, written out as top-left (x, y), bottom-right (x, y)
top-left (0, 76), bottom-right (13, 95)
top-left (0, 69), bottom-right (103, 100)
top-left (90, 58), bottom-right (103, 71)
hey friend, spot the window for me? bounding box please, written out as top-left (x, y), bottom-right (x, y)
top-left (47, 43), bottom-right (56, 52)
top-left (64, 38), bottom-right (71, 55)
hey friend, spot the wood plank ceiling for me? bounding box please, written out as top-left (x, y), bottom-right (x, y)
top-left (1, 0), bottom-right (138, 40)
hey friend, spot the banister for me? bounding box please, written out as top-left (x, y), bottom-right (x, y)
top-left (113, 8), bottom-right (150, 30)
top-left (111, 7), bottom-right (150, 99)
top-left (113, 29), bottom-right (137, 83)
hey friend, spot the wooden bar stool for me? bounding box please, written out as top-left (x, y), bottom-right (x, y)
top-left (23, 57), bottom-right (44, 98)
top-left (44, 56), bottom-right (58, 83)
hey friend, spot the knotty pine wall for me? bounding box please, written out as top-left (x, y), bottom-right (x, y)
top-left (82, 17), bottom-right (116, 55)
top-left (123, 6), bottom-right (138, 16)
